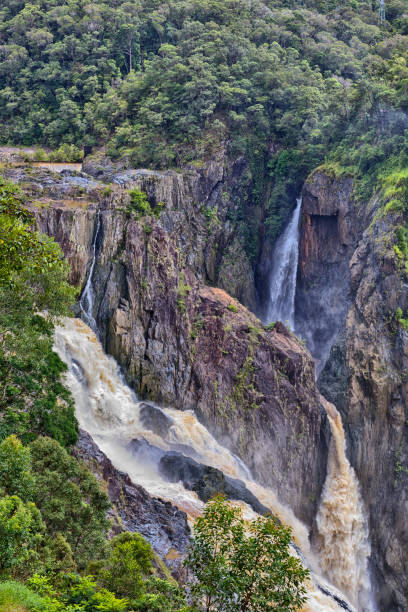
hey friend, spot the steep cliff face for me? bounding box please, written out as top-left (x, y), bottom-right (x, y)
top-left (4, 155), bottom-right (256, 309)
top-left (22, 165), bottom-right (329, 529)
top-left (298, 170), bottom-right (408, 611)
top-left (73, 430), bottom-right (190, 579)
top-left (295, 171), bottom-right (363, 371)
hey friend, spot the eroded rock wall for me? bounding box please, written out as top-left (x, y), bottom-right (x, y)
top-left (73, 430), bottom-right (190, 579)
top-left (295, 171), bottom-right (362, 371)
top-left (299, 170), bottom-right (408, 611)
top-left (28, 172), bottom-right (328, 528)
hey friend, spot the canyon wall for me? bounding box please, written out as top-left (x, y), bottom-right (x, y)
top-left (11, 162), bottom-right (330, 529)
top-left (13, 159), bottom-right (408, 609)
top-left (298, 171), bottom-right (408, 611)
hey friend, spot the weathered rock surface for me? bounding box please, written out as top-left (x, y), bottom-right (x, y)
top-left (295, 171), bottom-right (362, 371)
top-left (300, 170), bottom-right (408, 611)
top-left (4, 157), bottom-right (256, 309)
top-left (26, 167), bottom-right (328, 529)
top-left (158, 451), bottom-right (270, 515)
top-left (73, 430), bottom-right (190, 578)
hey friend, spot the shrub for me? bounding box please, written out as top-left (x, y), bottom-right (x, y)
top-left (185, 496), bottom-right (308, 612)
top-left (127, 190), bottom-right (164, 219)
top-left (0, 580), bottom-right (46, 611)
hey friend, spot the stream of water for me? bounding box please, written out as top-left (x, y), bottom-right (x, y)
top-left (54, 318), bottom-right (374, 612)
top-left (266, 197), bottom-right (302, 330)
top-left (56, 203), bottom-right (377, 611)
top-left (79, 211), bottom-right (101, 332)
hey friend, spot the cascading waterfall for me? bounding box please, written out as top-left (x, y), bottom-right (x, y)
top-left (379, 0), bottom-right (385, 22)
top-left (79, 211), bottom-right (101, 332)
top-left (263, 196), bottom-right (375, 610)
top-left (54, 317), bottom-right (361, 612)
top-left (316, 399), bottom-right (376, 612)
top-left (266, 197), bottom-right (302, 330)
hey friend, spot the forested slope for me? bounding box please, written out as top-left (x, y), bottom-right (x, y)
top-left (1, 0), bottom-right (408, 237)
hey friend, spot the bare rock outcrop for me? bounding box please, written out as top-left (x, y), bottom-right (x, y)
top-left (295, 170), bottom-right (362, 371)
top-left (73, 430), bottom-right (190, 578)
top-left (26, 169), bottom-right (328, 529)
top-left (299, 169), bottom-right (408, 611)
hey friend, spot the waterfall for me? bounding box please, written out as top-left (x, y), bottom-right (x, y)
top-left (54, 317), bottom-right (362, 612)
top-left (79, 211), bottom-right (101, 332)
top-left (266, 197), bottom-right (302, 330)
top-left (379, 0), bottom-right (385, 22)
top-left (317, 399), bottom-right (376, 612)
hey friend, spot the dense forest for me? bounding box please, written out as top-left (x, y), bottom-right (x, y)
top-left (1, 0), bottom-right (408, 610)
top-left (1, 0), bottom-right (408, 232)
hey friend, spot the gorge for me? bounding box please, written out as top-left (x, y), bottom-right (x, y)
top-left (2, 2), bottom-right (408, 610)
top-left (5, 148), bottom-right (401, 610)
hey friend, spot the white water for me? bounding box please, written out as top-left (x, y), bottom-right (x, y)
top-left (79, 211), bottom-right (101, 331)
top-left (54, 317), bottom-right (358, 612)
top-left (379, 0), bottom-right (385, 22)
top-left (266, 197), bottom-right (302, 330)
top-left (317, 399), bottom-right (376, 612)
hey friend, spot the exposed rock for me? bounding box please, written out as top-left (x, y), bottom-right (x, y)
top-left (299, 170), bottom-right (408, 611)
top-left (295, 171), bottom-right (362, 371)
top-left (73, 430), bottom-right (190, 578)
top-left (27, 174), bottom-right (328, 528)
top-left (158, 451), bottom-right (270, 515)
top-left (139, 403), bottom-right (173, 438)
top-left (10, 158), bottom-right (256, 309)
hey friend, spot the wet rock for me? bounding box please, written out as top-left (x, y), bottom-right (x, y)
top-left (30, 158), bottom-right (328, 527)
top-left (126, 437), bottom-right (165, 463)
top-left (295, 171), bottom-right (362, 372)
top-left (159, 451), bottom-right (270, 515)
top-left (32, 197), bottom-right (327, 528)
top-left (73, 430), bottom-right (190, 578)
top-left (300, 169), bottom-right (408, 611)
top-left (139, 403), bottom-right (173, 438)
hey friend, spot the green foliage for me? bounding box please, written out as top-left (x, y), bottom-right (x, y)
top-left (227, 304), bottom-right (238, 313)
top-left (61, 574), bottom-right (129, 611)
top-left (381, 167), bottom-right (408, 214)
top-left (0, 495), bottom-right (45, 580)
top-left (0, 435), bottom-right (35, 501)
top-left (26, 573), bottom-right (130, 611)
top-left (0, 0), bottom-right (407, 248)
top-left (94, 532), bottom-right (153, 601)
top-left (185, 496), bottom-right (308, 612)
top-left (127, 189), bottom-right (164, 219)
top-left (30, 145), bottom-right (83, 163)
top-left (132, 577), bottom-right (187, 612)
top-left (0, 177), bottom-right (77, 446)
top-left (0, 580), bottom-right (47, 611)
top-left (203, 206), bottom-right (220, 231)
top-left (177, 276), bottom-right (191, 314)
top-left (395, 307), bottom-right (408, 331)
top-left (29, 437), bottom-right (110, 569)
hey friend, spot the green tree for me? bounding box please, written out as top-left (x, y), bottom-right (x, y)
top-left (29, 437), bottom-right (110, 568)
top-left (94, 531), bottom-right (153, 601)
top-left (0, 435), bottom-right (35, 500)
top-left (0, 495), bottom-right (45, 579)
top-left (185, 497), bottom-right (308, 612)
top-left (0, 177), bottom-right (77, 446)
top-left (132, 577), bottom-right (187, 612)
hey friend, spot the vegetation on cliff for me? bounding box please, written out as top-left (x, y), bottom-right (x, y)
top-left (0, 175), bottom-right (308, 610)
top-left (2, 0), bottom-right (408, 242)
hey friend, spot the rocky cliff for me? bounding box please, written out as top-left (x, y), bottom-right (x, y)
top-left (298, 170), bottom-right (408, 611)
top-left (8, 162), bottom-right (330, 530)
top-left (4, 153), bottom-right (257, 308)
top-left (295, 171), bottom-right (363, 371)
top-left (73, 430), bottom-right (190, 579)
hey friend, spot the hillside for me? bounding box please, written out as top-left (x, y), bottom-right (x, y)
top-left (1, 1), bottom-right (408, 611)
